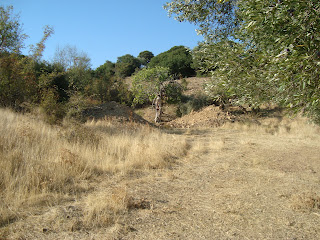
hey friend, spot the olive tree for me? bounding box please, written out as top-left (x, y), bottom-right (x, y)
top-left (165, 0), bottom-right (320, 123)
top-left (131, 67), bottom-right (170, 106)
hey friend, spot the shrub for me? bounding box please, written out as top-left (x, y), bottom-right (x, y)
top-left (176, 93), bottom-right (212, 117)
top-left (165, 81), bottom-right (183, 104)
top-left (40, 88), bottom-right (66, 124)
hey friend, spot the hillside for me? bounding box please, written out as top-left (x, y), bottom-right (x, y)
top-left (1, 77), bottom-right (320, 239)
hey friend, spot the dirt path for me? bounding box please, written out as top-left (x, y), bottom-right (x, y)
top-left (120, 126), bottom-right (320, 239)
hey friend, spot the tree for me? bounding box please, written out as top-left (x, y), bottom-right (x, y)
top-left (29, 25), bottom-right (54, 61)
top-left (0, 5), bottom-right (27, 53)
top-left (88, 61), bottom-right (116, 102)
top-left (164, 0), bottom-right (238, 42)
top-left (192, 43), bottom-right (219, 76)
top-left (148, 46), bottom-right (195, 77)
top-left (165, 0), bottom-right (320, 123)
top-left (131, 67), bottom-right (170, 106)
top-left (115, 54), bottom-right (141, 78)
top-left (0, 54), bottom-right (37, 108)
top-left (95, 60), bottom-right (115, 79)
top-left (0, 8), bottom-right (54, 109)
top-left (53, 45), bottom-right (91, 71)
top-left (53, 45), bottom-right (92, 91)
top-left (138, 50), bottom-right (154, 66)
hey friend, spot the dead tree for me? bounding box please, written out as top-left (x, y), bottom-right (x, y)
top-left (152, 84), bottom-right (165, 123)
top-left (152, 92), bottom-right (162, 123)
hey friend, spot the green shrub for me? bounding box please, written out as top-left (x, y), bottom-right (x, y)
top-left (40, 88), bottom-right (66, 124)
top-left (176, 93), bottom-right (212, 117)
top-left (165, 81), bottom-right (183, 104)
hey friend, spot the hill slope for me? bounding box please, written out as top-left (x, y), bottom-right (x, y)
top-left (1, 77), bottom-right (320, 239)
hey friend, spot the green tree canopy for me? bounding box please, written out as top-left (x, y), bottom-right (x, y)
top-left (95, 60), bottom-right (115, 79)
top-left (164, 0), bottom-right (238, 42)
top-left (148, 46), bottom-right (195, 77)
top-left (165, 0), bottom-right (320, 123)
top-left (131, 67), bottom-right (170, 106)
top-left (115, 54), bottom-right (141, 78)
top-left (138, 50), bottom-right (154, 66)
top-left (0, 5), bottom-right (27, 53)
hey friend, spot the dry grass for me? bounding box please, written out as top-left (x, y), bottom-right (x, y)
top-left (120, 117), bottom-right (320, 239)
top-left (2, 106), bottom-right (320, 239)
top-left (223, 115), bottom-right (320, 138)
top-left (82, 186), bottom-right (130, 228)
top-left (0, 108), bottom-right (188, 231)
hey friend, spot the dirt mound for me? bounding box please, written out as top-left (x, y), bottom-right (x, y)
top-left (167, 105), bottom-right (236, 128)
top-left (83, 101), bottom-right (148, 124)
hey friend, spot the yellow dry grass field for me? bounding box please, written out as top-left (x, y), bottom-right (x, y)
top-left (1, 107), bottom-right (320, 239)
top-left (0, 108), bottom-right (188, 239)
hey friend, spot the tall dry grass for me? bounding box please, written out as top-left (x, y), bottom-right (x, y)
top-left (223, 115), bottom-right (320, 138)
top-left (0, 108), bottom-right (188, 227)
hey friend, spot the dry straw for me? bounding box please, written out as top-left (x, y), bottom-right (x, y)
top-left (0, 108), bottom-right (188, 227)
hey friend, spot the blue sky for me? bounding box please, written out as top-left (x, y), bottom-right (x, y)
top-left (2, 0), bottom-right (203, 69)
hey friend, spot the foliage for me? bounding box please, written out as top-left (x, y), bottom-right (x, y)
top-left (164, 0), bottom-right (238, 42)
top-left (165, 0), bottom-right (320, 123)
top-left (29, 25), bottom-right (54, 61)
top-left (109, 80), bottom-right (133, 106)
top-left (0, 6), bottom-right (34, 108)
top-left (53, 45), bottom-right (91, 70)
top-left (53, 45), bottom-right (92, 92)
top-left (176, 93), bottom-right (212, 117)
top-left (0, 5), bottom-right (140, 124)
top-left (164, 81), bottom-right (183, 104)
top-left (138, 50), bottom-right (154, 66)
top-left (0, 53), bottom-right (37, 108)
top-left (131, 67), bottom-right (170, 106)
top-left (192, 43), bottom-right (218, 76)
top-left (40, 88), bottom-right (66, 124)
top-left (148, 46), bottom-right (195, 77)
top-left (86, 78), bottom-right (111, 103)
top-left (115, 54), bottom-right (141, 78)
top-left (65, 91), bottom-right (88, 121)
top-left (95, 60), bottom-right (115, 79)
top-left (0, 5), bottom-right (27, 53)
top-left (236, 0), bottom-right (320, 122)
top-left (37, 64), bottom-right (69, 103)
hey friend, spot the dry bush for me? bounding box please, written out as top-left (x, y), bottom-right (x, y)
top-left (0, 108), bottom-right (188, 228)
